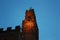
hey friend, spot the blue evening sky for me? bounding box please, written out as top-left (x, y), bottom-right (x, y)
top-left (0, 0), bottom-right (60, 40)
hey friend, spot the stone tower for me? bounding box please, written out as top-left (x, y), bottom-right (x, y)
top-left (22, 8), bottom-right (39, 40)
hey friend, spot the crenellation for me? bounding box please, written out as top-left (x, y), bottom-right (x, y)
top-left (0, 28), bottom-right (3, 32)
top-left (7, 27), bottom-right (12, 31)
top-left (15, 25), bottom-right (20, 32)
top-left (0, 26), bottom-right (21, 32)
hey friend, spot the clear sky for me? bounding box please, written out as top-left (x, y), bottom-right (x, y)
top-left (0, 0), bottom-right (60, 40)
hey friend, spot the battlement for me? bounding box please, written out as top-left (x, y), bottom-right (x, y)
top-left (7, 27), bottom-right (12, 31)
top-left (0, 25), bottom-right (21, 33)
top-left (0, 28), bottom-right (3, 32)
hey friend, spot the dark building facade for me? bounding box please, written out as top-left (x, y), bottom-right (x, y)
top-left (0, 26), bottom-right (22, 40)
top-left (0, 8), bottom-right (39, 40)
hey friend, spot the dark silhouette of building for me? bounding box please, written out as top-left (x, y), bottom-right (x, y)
top-left (0, 26), bottom-right (22, 40)
top-left (0, 8), bottom-right (39, 40)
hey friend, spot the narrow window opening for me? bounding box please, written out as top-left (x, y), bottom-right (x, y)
top-left (28, 16), bottom-right (31, 21)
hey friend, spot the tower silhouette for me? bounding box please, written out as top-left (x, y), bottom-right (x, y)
top-left (22, 8), bottom-right (39, 40)
top-left (0, 8), bottom-right (39, 40)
